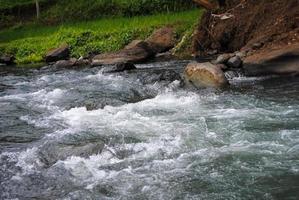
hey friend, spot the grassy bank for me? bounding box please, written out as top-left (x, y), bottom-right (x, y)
top-left (1, 0), bottom-right (195, 28)
top-left (0, 10), bottom-right (201, 64)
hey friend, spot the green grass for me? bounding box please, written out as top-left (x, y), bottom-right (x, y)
top-left (0, 9), bottom-right (202, 64)
top-left (0, 0), bottom-right (195, 26)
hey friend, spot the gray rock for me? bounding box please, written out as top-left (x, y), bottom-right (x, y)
top-left (227, 56), bottom-right (243, 68)
top-left (45, 44), bottom-right (70, 63)
top-left (216, 64), bottom-right (228, 71)
top-left (225, 70), bottom-right (241, 79)
top-left (215, 53), bottom-right (233, 64)
top-left (102, 62), bottom-right (136, 73)
top-left (183, 62), bottom-right (229, 88)
top-left (0, 55), bottom-right (15, 65)
top-left (235, 51), bottom-right (247, 58)
top-left (53, 58), bottom-right (77, 68)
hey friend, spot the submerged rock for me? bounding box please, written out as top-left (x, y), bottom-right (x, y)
top-left (183, 62), bottom-right (228, 88)
top-left (45, 44), bottom-right (70, 63)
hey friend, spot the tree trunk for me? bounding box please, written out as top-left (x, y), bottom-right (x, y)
top-left (35, 0), bottom-right (40, 19)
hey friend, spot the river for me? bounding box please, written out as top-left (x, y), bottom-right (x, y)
top-left (1, 61), bottom-right (299, 200)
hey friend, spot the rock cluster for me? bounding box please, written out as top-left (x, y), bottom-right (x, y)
top-left (43, 27), bottom-right (176, 72)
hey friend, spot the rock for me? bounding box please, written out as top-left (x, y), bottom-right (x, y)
top-left (252, 42), bottom-right (263, 50)
top-left (216, 64), bottom-right (228, 71)
top-left (53, 58), bottom-right (77, 68)
top-left (225, 70), bottom-right (241, 79)
top-left (146, 27), bottom-right (176, 53)
top-left (45, 44), bottom-right (70, 63)
top-left (76, 59), bottom-right (90, 66)
top-left (183, 62), bottom-right (229, 88)
top-left (154, 52), bottom-right (175, 62)
top-left (227, 56), bottom-right (243, 68)
top-left (102, 62), bottom-right (136, 73)
top-left (92, 41), bottom-right (154, 66)
top-left (243, 44), bottom-right (299, 76)
top-left (0, 55), bottom-right (15, 65)
top-left (214, 53), bottom-right (233, 64)
top-left (235, 51), bottom-right (247, 58)
top-left (207, 50), bottom-right (218, 56)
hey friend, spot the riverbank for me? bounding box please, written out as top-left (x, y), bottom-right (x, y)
top-left (0, 10), bottom-right (201, 65)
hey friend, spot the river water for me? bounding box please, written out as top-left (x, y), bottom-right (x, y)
top-left (0, 61), bottom-right (299, 200)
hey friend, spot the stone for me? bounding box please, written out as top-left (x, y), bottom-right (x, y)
top-left (183, 62), bottom-right (229, 88)
top-left (0, 55), bottom-right (15, 65)
top-left (146, 27), bottom-right (176, 53)
top-left (92, 41), bottom-right (154, 66)
top-left (235, 51), bottom-right (247, 58)
top-left (45, 44), bottom-right (70, 63)
top-left (216, 63), bottom-right (228, 71)
top-left (227, 56), bottom-right (243, 68)
top-left (102, 62), bottom-right (137, 73)
top-left (244, 44), bottom-right (299, 76)
top-left (53, 58), bottom-right (77, 68)
top-left (225, 70), bottom-right (241, 79)
top-left (214, 53), bottom-right (233, 64)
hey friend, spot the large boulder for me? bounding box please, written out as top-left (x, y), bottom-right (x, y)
top-left (0, 55), bottom-right (15, 65)
top-left (92, 41), bottom-right (154, 66)
top-left (184, 62), bottom-right (229, 88)
top-left (243, 44), bottom-right (299, 76)
top-left (45, 44), bottom-right (70, 63)
top-left (146, 27), bottom-right (176, 53)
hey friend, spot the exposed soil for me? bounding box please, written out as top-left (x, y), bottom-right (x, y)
top-left (193, 0), bottom-right (299, 56)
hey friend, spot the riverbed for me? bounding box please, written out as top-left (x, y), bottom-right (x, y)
top-left (1, 61), bottom-right (299, 200)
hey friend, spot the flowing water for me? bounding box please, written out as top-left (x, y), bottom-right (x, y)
top-left (0, 61), bottom-right (299, 200)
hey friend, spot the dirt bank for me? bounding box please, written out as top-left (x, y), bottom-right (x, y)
top-left (193, 0), bottom-right (299, 57)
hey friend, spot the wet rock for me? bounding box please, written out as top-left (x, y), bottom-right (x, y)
top-left (53, 58), bottom-right (77, 68)
top-left (0, 55), bottom-right (15, 65)
top-left (235, 51), bottom-right (247, 58)
top-left (154, 52), bottom-right (175, 62)
top-left (252, 42), bottom-right (263, 50)
top-left (75, 58), bottom-right (90, 66)
top-left (38, 142), bottom-right (104, 166)
top-left (45, 44), bottom-right (70, 63)
top-left (214, 53), bottom-right (233, 64)
top-left (227, 56), bottom-right (243, 68)
top-left (183, 62), bottom-right (228, 88)
top-left (216, 63), bottom-right (228, 71)
top-left (102, 62), bottom-right (137, 73)
top-left (146, 27), bottom-right (176, 53)
top-left (92, 41), bottom-right (154, 66)
top-left (225, 70), bottom-right (241, 79)
top-left (244, 44), bottom-right (299, 76)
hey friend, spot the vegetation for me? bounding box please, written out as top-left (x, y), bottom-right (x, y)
top-left (0, 0), bottom-right (195, 26)
top-left (0, 10), bottom-right (201, 64)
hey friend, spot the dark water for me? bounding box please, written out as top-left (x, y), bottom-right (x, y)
top-left (0, 61), bottom-right (299, 200)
